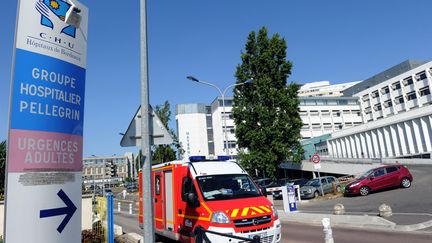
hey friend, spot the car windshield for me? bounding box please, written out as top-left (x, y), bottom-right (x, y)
top-left (197, 174), bottom-right (261, 201)
top-left (357, 169), bottom-right (374, 180)
top-left (304, 179), bottom-right (320, 187)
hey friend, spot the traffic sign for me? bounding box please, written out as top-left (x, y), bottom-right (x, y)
top-left (311, 153), bottom-right (321, 164)
top-left (5, 0), bottom-right (88, 242)
top-left (120, 105), bottom-right (174, 147)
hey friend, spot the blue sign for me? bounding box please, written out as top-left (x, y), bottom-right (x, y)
top-left (40, 189), bottom-right (77, 233)
top-left (10, 49), bottom-right (85, 136)
top-left (287, 185), bottom-right (297, 212)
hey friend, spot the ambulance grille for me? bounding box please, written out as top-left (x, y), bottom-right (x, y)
top-left (233, 215), bottom-right (272, 227)
top-left (239, 235), bottom-right (274, 243)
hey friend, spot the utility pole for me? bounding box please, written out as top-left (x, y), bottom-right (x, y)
top-left (140, 0), bottom-right (155, 241)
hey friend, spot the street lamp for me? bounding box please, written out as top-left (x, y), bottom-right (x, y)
top-left (187, 76), bottom-right (252, 156)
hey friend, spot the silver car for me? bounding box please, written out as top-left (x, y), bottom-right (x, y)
top-left (300, 176), bottom-right (341, 199)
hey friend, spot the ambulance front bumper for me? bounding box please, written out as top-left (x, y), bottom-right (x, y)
top-left (206, 219), bottom-right (281, 243)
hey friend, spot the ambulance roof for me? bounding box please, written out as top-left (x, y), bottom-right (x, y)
top-left (190, 161), bottom-right (247, 177)
top-left (152, 158), bottom-right (248, 177)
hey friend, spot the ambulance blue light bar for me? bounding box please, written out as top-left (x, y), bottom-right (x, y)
top-left (189, 155), bottom-right (230, 162)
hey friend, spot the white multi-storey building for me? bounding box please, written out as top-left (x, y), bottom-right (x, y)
top-left (177, 60), bottom-right (432, 162)
top-left (299, 97), bottom-right (362, 139)
top-left (176, 104), bottom-right (213, 158)
top-left (327, 60), bottom-right (432, 159)
top-left (298, 81), bottom-right (360, 97)
top-left (176, 95), bottom-right (363, 157)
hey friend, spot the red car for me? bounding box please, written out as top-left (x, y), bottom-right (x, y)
top-left (345, 164), bottom-right (413, 196)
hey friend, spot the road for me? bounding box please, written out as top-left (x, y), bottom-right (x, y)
top-left (282, 222), bottom-right (432, 243)
top-left (114, 211), bottom-right (140, 234)
top-left (274, 165), bottom-right (432, 225)
top-left (114, 213), bottom-right (432, 242)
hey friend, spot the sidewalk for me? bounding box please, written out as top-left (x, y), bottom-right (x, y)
top-left (277, 210), bottom-right (432, 232)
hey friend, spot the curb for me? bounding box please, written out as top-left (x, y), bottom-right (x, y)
top-left (277, 211), bottom-right (432, 232)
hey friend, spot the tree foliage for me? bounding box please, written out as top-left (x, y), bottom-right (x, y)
top-left (151, 101), bottom-right (184, 164)
top-left (0, 140), bottom-right (6, 194)
top-left (233, 27), bottom-right (303, 179)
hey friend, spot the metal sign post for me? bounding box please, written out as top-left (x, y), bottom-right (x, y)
top-left (140, 0), bottom-right (155, 241)
top-left (4, 0), bottom-right (88, 242)
top-left (311, 154), bottom-right (324, 196)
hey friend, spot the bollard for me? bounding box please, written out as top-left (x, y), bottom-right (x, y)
top-left (333, 203), bottom-right (345, 215)
top-left (118, 202), bottom-right (121, 212)
top-left (129, 203), bottom-right (133, 214)
top-left (379, 204), bottom-right (392, 217)
top-left (322, 218), bottom-right (334, 243)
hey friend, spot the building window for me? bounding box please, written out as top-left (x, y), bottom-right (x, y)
top-left (223, 126), bottom-right (235, 134)
top-left (406, 91), bottom-right (417, 101)
top-left (392, 81), bottom-right (401, 90)
top-left (381, 86), bottom-right (390, 94)
top-left (312, 123), bottom-right (321, 130)
top-left (420, 86), bottom-right (431, 96)
top-left (384, 100), bottom-right (393, 108)
top-left (321, 110), bottom-right (330, 117)
top-left (338, 100), bottom-right (348, 105)
top-left (362, 95), bottom-right (370, 101)
top-left (327, 100), bottom-right (337, 105)
top-left (332, 111), bottom-right (341, 117)
top-left (352, 110), bottom-right (361, 116)
top-left (305, 100), bottom-right (316, 105)
top-left (371, 90), bottom-right (379, 98)
top-left (416, 71), bottom-right (427, 81)
top-left (310, 111), bottom-right (319, 116)
top-left (373, 104), bottom-right (382, 111)
top-left (224, 141), bottom-right (236, 149)
top-left (323, 123), bottom-right (332, 130)
top-left (403, 77), bottom-right (413, 86)
top-left (394, 95), bottom-right (404, 104)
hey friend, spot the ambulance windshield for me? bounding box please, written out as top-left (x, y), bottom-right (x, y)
top-left (196, 174), bottom-right (261, 201)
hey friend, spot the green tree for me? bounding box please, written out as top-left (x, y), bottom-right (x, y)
top-left (152, 101), bottom-right (184, 164)
top-left (233, 27), bottom-right (303, 179)
top-left (0, 140), bottom-right (6, 194)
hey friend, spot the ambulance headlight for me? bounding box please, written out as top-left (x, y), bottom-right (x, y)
top-left (271, 206), bottom-right (278, 219)
top-left (211, 211), bottom-right (230, 224)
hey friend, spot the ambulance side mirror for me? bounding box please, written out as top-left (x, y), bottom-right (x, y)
top-left (187, 193), bottom-right (200, 208)
top-left (260, 187), bottom-right (267, 196)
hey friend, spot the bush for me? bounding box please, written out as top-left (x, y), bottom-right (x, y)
top-left (81, 229), bottom-right (102, 243)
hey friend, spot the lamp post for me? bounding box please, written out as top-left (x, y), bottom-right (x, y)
top-left (187, 76), bottom-right (251, 156)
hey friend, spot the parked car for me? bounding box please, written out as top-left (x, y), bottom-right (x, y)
top-left (126, 184), bottom-right (138, 193)
top-left (300, 176), bottom-right (340, 199)
top-left (344, 164), bottom-right (413, 196)
top-left (254, 178), bottom-right (273, 188)
top-left (272, 178), bottom-right (309, 199)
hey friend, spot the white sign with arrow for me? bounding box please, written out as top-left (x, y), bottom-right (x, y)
top-left (6, 173), bottom-right (81, 242)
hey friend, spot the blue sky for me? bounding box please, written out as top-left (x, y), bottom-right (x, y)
top-left (1, 0), bottom-right (431, 157)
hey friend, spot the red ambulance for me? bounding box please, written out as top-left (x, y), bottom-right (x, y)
top-left (138, 156), bottom-right (282, 242)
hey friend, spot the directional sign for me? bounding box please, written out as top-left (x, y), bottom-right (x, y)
top-left (5, 0), bottom-right (87, 242)
top-left (40, 189), bottom-right (77, 233)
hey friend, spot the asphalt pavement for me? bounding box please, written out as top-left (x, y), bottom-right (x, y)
top-left (274, 164), bottom-right (432, 230)
top-left (113, 164), bottom-right (432, 241)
